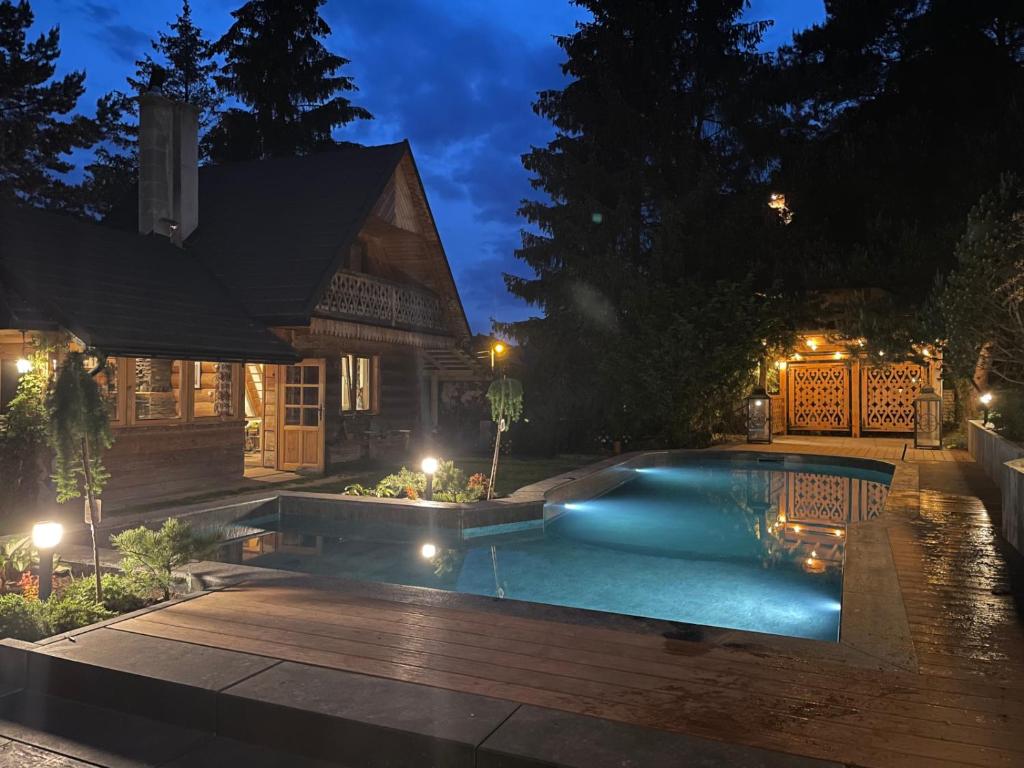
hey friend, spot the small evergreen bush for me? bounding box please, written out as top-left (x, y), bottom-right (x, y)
top-left (110, 518), bottom-right (219, 600)
top-left (0, 593), bottom-right (46, 641)
top-left (43, 592), bottom-right (114, 635)
top-left (61, 573), bottom-right (156, 614)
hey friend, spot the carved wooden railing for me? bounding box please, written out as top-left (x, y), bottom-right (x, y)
top-left (314, 269), bottom-right (447, 334)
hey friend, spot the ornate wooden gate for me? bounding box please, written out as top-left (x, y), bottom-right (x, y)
top-left (860, 362), bottom-right (927, 433)
top-left (786, 363), bottom-right (851, 431)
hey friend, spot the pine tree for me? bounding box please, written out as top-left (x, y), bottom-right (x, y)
top-left (208, 0), bottom-right (372, 162)
top-left (82, 0), bottom-right (220, 218)
top-left (0, 0), bottom-right (99, 207)
top-left (506, 0), bottom-right (791, 447)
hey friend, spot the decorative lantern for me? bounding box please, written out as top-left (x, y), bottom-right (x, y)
top-left (746, 386), bottom-right (772, 444)
top-left (913, 386), bottom-right (942, 449)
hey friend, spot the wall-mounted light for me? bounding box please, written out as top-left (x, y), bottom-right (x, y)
top-left (15, 330), bottom-right (30, 373)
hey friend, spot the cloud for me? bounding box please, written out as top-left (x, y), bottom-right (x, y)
top-left (64, 0), bottom-right (151, 64)
top-left (316, 0), bottom-right (580, 331)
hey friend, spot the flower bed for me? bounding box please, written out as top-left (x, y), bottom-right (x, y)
top-left (342, 460), bottom-right (490, 502)
top-left (0, 518), bottom-right (215, 642)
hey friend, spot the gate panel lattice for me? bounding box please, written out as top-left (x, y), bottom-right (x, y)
top-left (787, 363), bottom-right (851, 431)
top-left (861, 363), bottom-right (926, 433)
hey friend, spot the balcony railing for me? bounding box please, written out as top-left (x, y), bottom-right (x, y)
top-left (314, 269), bottom-right (447, 334)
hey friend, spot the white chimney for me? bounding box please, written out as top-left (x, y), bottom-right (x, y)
top-left (138, 92), bottom-right (198, 246)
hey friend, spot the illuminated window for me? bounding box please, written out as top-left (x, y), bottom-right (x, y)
top-left (192, 362), bottom-right (235, 418)
top-left (340, 354), bottom-right (373, 412)
top-left (133, 359), bottom-right (181, 420)
top-left (84, 356), bottom-right (120, 421)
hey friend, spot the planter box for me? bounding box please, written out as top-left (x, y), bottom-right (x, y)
top-left (967, 420), bottom-right (1024, 553)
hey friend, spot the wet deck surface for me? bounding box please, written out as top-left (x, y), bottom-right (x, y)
top-left (105, 451), bottom-right (1024, 768)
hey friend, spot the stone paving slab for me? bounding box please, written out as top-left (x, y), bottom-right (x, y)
top-left (0, 740), bottom-right (95, 767)
top-left (0, 690), bottom-right (208, 768)
top-left (219, 661), bottom-right (519, 768)
top-left (31, 628), bottom-right (278, 729)
top-left (163, 736), bottom-right (351, 767)
top-left (478, 706), bottom-right (844, 768)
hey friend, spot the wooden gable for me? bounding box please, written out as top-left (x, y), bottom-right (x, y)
top-left (313, 151), bottom-right (471, 343)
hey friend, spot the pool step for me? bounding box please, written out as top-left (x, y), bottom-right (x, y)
top-left (1, 633), bottom-right (841, 768)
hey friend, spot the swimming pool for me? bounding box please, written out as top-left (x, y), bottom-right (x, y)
top-left (213, 456), bottom-right (891, 642)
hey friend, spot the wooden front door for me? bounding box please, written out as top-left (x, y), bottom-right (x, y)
top-left (279, 359), bottom-right (325, 472)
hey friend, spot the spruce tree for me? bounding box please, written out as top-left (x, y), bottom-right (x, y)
top-left (0, 0), bottom-right (98, 207)
top-left (506, 0), bottom-right (791, 447)
top-left (774, 2), bottom-right (1024, 355)
top-left (208, 0), bottom-right (372, 162)
top-left (128, 0), bottom-right (220, 132)
top-left (82, 0), bottom-right (220, 218)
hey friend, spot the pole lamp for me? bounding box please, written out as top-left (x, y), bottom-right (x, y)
top-left (980, 392), bottom-right (994, 428)
top-left (31, 522), bottom-right (63, 601)
top-left (421, 456), bottom-right (438, 501)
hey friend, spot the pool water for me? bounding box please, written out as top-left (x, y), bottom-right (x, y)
top-left (218, 460), bottom-right (890, 642)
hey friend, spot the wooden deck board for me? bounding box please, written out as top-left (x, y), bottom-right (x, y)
top-left (109, 448), bottom-right (1024, 768)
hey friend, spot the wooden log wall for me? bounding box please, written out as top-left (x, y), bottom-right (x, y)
top-left (103, 420), bottom-right (244, 506)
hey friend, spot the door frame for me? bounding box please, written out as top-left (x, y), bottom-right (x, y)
top-left (277, 358), bottom-right (326, 473)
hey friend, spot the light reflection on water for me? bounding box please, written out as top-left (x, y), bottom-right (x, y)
top-left (216, 463), bottom-right (890, 643)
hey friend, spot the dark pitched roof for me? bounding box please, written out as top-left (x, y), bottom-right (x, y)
top-left (0, 280), bottom-right (58, 331)
top-left (185, 142), bottom-right (408, 324)
top-left (0, 201), bottom-right (298, 363)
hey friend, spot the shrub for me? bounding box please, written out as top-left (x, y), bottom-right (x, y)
top-left (991, 388), bottom-right (1024, 443)
top-left (43, 592), bottom-right (114, 635)
top-left (0, 536), bottom-right (36, 592)
top-left (110, 518), bottom-right (219, 600)
top-left (0, 593), bottom-right (46, 641)
top-left (342, 483), bottom-right (377, 496)
top-left (61, 573), bottom-right (156, 614)
top-left (376, 468), bottom-right (426, 498)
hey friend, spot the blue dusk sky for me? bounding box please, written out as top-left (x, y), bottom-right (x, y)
top-left (29, 1), bottom-right (825, 333)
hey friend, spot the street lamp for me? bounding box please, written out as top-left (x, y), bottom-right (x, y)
top-left (31, 522), bottom-right (63, 601)
top-left (421, 456), bottom-right (438, 501)
top-left (490, 342), bottom-right (506, 371)
top-left (980, 392), bottom-right (994, 428)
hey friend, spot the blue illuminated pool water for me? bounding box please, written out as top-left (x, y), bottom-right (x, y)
top-left (219, 459), bottom-right (891, 642)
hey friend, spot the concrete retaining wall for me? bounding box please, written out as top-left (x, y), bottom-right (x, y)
top-left (967, 420), bottom-right (1024, 553)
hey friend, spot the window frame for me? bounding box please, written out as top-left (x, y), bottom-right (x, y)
top-left (190, 361), bottom-right (242, 421)
top-left (111, 358), bottom-right (243, 428)
top-left (339, 353), bottom-right (378, 414)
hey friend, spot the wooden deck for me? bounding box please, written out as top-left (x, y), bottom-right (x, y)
top-left (716, 433), bottom-right (973, 463)
top-left (110, 449), bottom-right (1024, 768)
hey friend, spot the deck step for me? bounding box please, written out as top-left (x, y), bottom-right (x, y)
top-left (2, 631), bottom-right (840, 768)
